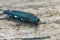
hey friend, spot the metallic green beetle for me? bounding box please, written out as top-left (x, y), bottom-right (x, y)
top-left (3, 10), bottom-right (40, 25)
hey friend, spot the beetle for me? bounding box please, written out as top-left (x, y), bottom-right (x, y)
top-left (3, 10), bottom-right (40, 25)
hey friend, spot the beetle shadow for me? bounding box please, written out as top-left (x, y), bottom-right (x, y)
top-left (0, 13), bottom-right (4, 16)
top-left (0, 17), bottom-right (39, 28)
top-left (22, 36), bottom-right (50, 40)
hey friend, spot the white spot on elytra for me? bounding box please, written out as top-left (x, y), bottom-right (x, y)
top-left (10, 10), bottom-right (12, 12)
top-left (14, 16), bottom-right (17, 18)
top-left (21, 19), bottom-right (23, 20)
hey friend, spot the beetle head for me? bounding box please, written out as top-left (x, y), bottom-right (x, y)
top-left (30, 17), bottom-right (40, 25)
